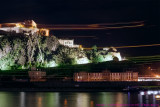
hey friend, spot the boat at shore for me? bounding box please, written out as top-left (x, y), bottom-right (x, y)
top-left (123, 86), bottom-right (148, 92)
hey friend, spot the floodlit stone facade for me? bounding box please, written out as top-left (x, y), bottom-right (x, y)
top-left (74, 71), bottom-right (138, 82)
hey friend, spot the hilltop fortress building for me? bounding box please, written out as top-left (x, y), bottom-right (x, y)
top-left (0, 20), bottom-right (82, 48)
top-left (0, 20), bottom-right (49, 36)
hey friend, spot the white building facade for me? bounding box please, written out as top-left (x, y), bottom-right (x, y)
top-left (58, 39), bottom-right (80, 48)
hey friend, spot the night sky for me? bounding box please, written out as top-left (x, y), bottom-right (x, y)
top-left (0, 0), bottom-right (159, 57)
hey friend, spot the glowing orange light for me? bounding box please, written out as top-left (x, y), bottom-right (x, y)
top-left (45, 29), bottom-right (49, 36)
top-left (90, 101), bottom-right (94, 107)
top-left (155, 95), bottom-right (160, 99)
top-left (16, 23), bottom-right (24, 28)
top-left (64, 99), bottom-right (67, 106)
top-left (39, 29), bottom-right (50, 36)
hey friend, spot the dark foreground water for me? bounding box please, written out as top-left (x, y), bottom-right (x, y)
top-left (0, 91), bottom-right (160, 107)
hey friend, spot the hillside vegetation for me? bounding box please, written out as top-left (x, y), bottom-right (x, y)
top-left (0, 33), bottom-right (122, 70)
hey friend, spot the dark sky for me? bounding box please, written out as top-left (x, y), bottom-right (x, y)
top-left (0, 0), bottom-right (159, 24)
top-left (0, 0), bottom-right (160, 57)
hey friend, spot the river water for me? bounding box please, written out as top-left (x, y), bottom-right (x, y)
top-left (0, 91), bottom-right (160, 107)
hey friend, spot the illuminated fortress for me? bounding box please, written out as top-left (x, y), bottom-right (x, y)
top-left (0, 20), bottom-right (49, 36)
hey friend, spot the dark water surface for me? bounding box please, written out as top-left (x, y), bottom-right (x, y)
top-left (0, 91), bottom-right (160, 107)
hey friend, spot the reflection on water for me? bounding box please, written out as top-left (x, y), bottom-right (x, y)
top-left (76, 93), bottom-right (89, 107)
top-left (90, 100), bottom-right (94, 107)
top-left (20, 92), bottom-right (25, 107)
top-left (64, 99), bottom-right (67, 107)
top-left (0, 91), bottom-right (159, 107)
top-left (139, 90), bottom-right (160, 107)
top-left (37, 97), bottom-right (42, 107)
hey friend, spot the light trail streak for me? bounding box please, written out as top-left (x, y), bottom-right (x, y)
top-left (115, 44), bottom-right (160, 49)
top-left (59, 36), bottom-right (96, 38)
top-left (37, 21), bottom-right (145, 30)
top-left (102, 24), bottom-right (144, 29)
top-left (83, 44), bottom-right (160, 50)
top-left (127, 55), bottom-right (160, 63)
